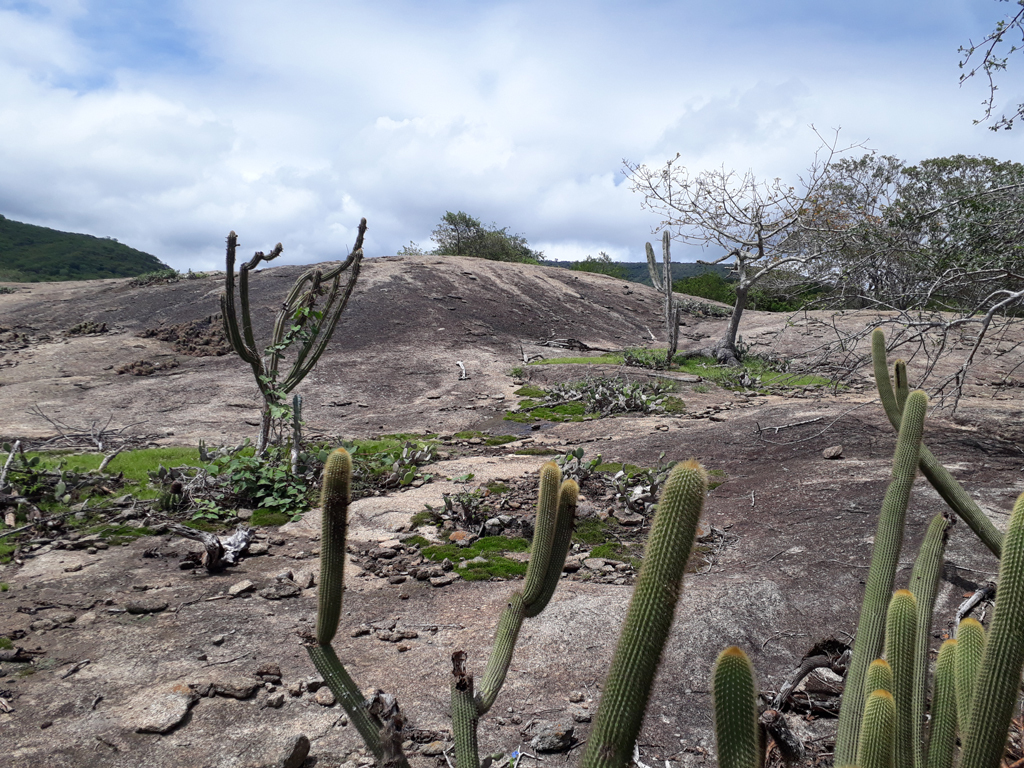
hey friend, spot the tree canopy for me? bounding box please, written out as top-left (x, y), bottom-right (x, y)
top-left (428, 211), bottom-right (543, 264)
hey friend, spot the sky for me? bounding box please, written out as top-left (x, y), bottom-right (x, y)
top-left (1, 0), bottom-right (1023, 271)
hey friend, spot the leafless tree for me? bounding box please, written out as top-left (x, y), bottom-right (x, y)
top-left (960, 0), bottom-right (1024, 130)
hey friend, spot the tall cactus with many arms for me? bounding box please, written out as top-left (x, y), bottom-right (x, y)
top-left (222, 219), bottom-right (366, 453)
top-left (834, 390), bottom-right (928, 766)
top-left (871, 329), bottom-right (1002, 557)
top-left (582, 460), bottom-right (708, 768)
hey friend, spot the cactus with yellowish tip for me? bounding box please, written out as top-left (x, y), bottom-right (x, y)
top-left (712, 646), bottom-right (761, 768)
top-left (955, 618), bottom-right (986, 735)
top-left (885, 590), bottom-right (918, 768)
top-left (859, 689), bottom-right (897, 768)
top-left (582, 460), bottom-right (708, 768)
top-left (927, 640), bottom-right (958, 768)
top-left (867, 659), bottom-right (894, 697)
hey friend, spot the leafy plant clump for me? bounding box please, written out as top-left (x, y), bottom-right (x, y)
top-left (507, 377), bottom-right (677, 423)
top-left (129, 269), bottom-right (181, 287)
top-left (421, 536), bottom-right (531, 581)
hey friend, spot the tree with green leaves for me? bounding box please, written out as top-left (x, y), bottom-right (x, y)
top-left (429, 211), bottom-right (543, 263)
top-left (571, 252), bottom-right (627, 279)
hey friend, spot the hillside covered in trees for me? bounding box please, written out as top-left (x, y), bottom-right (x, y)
top-left (0, 215), bottom-right (169, 282)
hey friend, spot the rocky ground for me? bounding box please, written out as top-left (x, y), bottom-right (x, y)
top-left (0, 256), bottom-right (1022, 768)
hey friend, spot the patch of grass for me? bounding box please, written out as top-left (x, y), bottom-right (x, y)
top-left (513, 385), bottom-right (546, 398)
top-left (251, 509), bottom-right (290, 526)
top-left (421, 536), bottom-right (531, 580)
top-left (595, 462), bottom-right (644, 475)
top-left (453, 431), bottom-right (518, 446)
top-left (662, 396), bottom-right (686, 414)
top-left (514, 447), bottom-right (559, 456)
top-left (0, 636), bottom-right (12, 649)
top-left (707, 468), bottom-right (727, 492)
top-left (410, 509), bottom-right (439, 529)
top-left (510, 366), bottom-right (525, 378)
top-left (504, 401), bottom-right (587, 423)
top-left (404, 535), bottom-right (430, 547)
top-left (692, 384), bottom-right (710, 394)
top-left (85, 523), bottom-right (153, 545)
top-left (485, 482), bottom-right (510, 494)
top-left (572, 518), bottom-right (617, 546)
top-left (528, 355), bottom-right (620, 366)
top-left (0, 582), bottom-right (8, 592)
top-left (0, 541), bottom-right (15, 564)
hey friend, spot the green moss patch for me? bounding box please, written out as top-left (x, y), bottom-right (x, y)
top-left (513, 385), bottom-right (547, 398)
top-left (251, 509), bottom-right (290, 526)
top-left (421, 536), bottom-right (531, 581)
top-left (527, 355), bottom-right (620, 366)
top-left (0, 636), bottom-right (13, 650)
top-left (514, 447), bottom-right (559, 456)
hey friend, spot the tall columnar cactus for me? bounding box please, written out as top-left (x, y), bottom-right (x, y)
top-left (885, 590), bottom-right (919, 768)
top-left (871, 329), bottom-right (1002, 557)
top-left (959, 492), bottom-right (1024, 768)
top-left (645, 231), bottom-right (680, 366)
top-left (582, 460), bottom-right (708, 768)
top-left (954, 618), bottom-right (986, 735)
top-left (712, 646), bottom-right (761, 768)
top-left (859, 689), bottom-right (897, 768)
top-left (926, 640), bottom-right (959, 768)
top-left (222, 219), bottom-right (367, 453)
top-left (908, 514), bottom-right (951, 768)
top-left (835, 390), bottom-right (928, 766)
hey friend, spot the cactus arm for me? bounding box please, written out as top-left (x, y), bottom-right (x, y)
top-left (524, 479), bottom-right (578, 618)
top-left (521, 462), bottom-right (562, 610)
top-left (909, 515), bottom-right (952, 768)
top-left (866, 659), bottom-right (894, 696)
top-left (926, 640), bottom-right (958, 768)
top-left (835, 391), bottom-right (928, 766)
top-left (645, 241), bottom-right (664, 292)
top-left (308, 643), bottom-right (386, 758)
top-left (713, 646), bottom-right (762, 768)
top-left (475, 592), bottom-right (526, 715)
top-left (954, 618), bottom-right (986, 735)
top-left (858, 689), bottom-right (897, 768)
top-left (885, 590), bottom-right (919, 768)
top-left (582, 461), bottom-right (707, 768)
top-left (960, 492), bottom-right (1024, 768)
top-left (871, 329), bottom-right (1002, 558)
top-left (451, 651), bottom-right (480, 768)
top-left (316, 448), bottom-right (351, 644)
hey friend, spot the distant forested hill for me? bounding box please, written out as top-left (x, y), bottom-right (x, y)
top-left (545, 259), bottom-right (732, 287)
top-left (0, 215), bottom-right (170, 282)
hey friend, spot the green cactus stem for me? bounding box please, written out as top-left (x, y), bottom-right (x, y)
top-left (525, 479), bottom-right (578, 618)
top-left (451, 651), bottom-right (480, 768)
top-left (909, 515), bottom-right (952, 768)
top-left (475, 591), bottom-right (526, 715)
top-left (582, 460), bottom-right (708, 768)
top-left (308, 644), bottom-right (390, 760)
top-left (712, 646), bottom-right (761, 768)
top-left (871, 329), bottom-right (1002, 558)
top-left (521, 462), bottom-right (562, 610)
top-left (866, 659), bottom-right (894, 697)
top-left (885, 589), bottom-right (919, 768)
top-left (858, 689), bottom-right (897, 768)
top-left (955, 618), bottom-right (986, 735)
top-left (960, 492), bottom-right (1024, 768)
top-left (835, 390), bottom-right (928, 767)
top-left (926, 640), bottom-right (958, 768)
top-left (316, 448), bottom-right (351, 646)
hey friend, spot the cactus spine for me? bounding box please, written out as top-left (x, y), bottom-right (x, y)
top-left (582, 460), bottom-right (707, 768)
top-left (712, 646), bottom-right (761, 768)
top-left (871, 329), bottom-right (1002, 557)
top-left (835, 390), bottom-right (928, 766)
top-left (960, 493), bottom-right (1024, 768)
top-left (955, 618), bottom-right (986, 735)
top-left (926, 640), bottom-right (958, 768)
top-left (859, 689), bottom-right (897, 768)
top-left (885, 590), bottom-right (919, 768)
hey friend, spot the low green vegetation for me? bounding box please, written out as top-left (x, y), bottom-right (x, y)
top-left (507, 377), bottom-right (680, 423)
top-left (528, 354), bottom-right (620, 366)
top-left (0, 636), bottom-right (12, 649)
top-left (570, 252), bottom-right (628, 279)
top-left (514, 447), bottom-right (560, 456)
top-left (452, 431), bottom-right (518, 446)
top-left (0, 214), bottom-right (170, 282)
top-left (420, 536), bottom-right (530, 581)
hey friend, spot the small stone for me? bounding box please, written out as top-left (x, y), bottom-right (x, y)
top-left (77, 611), bottom-right (97, 626)
top-left (397, 644), bottom-right (411, 652)
top-left (441, 558), bottom-right (453, 572)
top-left (568, 691), bottom-right (585, 703)
top-left (583, 558), bottom-right (606, 569)
top-left (371, 547), bottom-right (398, 559)
top-left (350, 625), bottom-right (371, 638)
top-left (823, 445), bottom-right (844, 460)
top-left (292, 570), bottom-right (315, 589)
top-left (314, 686), bottom-right (336, 706)
top-left (93, 541), bottom-right (109, 550)
top-left (236, 509), bottom-right (254, 520)
top-left (531, 721), bottom-right (575, 752)
top-left (86, 547), bottom-right (98, 555)
top-left (229, 580), bottom-right (256, 597)
top-left (270, 734), bottom-right (310, 768)
top-left (287, 682), bottom-right (304, 697)
top-left (569, 705), bottom-right (592, 723)
top-left (51, 611), bottom-right (77, 624)
top-left (214, 679), bottom-right (260, 699)
top-left (63, 563), bottom-right (83, 573)
top-left (273, 569), bottom-right (294, 582)
top-left (30, 618), bottom-right (59, 632)
top-left (379, 539), bottom-right (402, 550)
top-left (256, 662), bottom-right (282, 683)
top-left (421, 741), bottom-right (446, 757)
top-left (388, 575), bottom-right (407, 585)
top-left (265, 691), bottom-right (285, 709)
top-left (248, 542), bottom-right (270, 556)
top-left (125, 599), bottom-right (169, 615)
top-left (39, 720), bottom-right (53, 729)
top-left (131, 683), bottom-right (199, 734)
top-left (429, 574), bottom-right (457, 588)
top-left (613, 510), bottom-right (644, 526)
top-left (212, 635), bottom-right (226, 646)
top-left (259, 581), bottom-right (302, 600)
top-left (448, 530), bottom-right (475, 546)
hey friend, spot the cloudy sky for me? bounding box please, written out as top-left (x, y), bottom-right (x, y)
top-left (1, 0), bottom-right (1023, 270)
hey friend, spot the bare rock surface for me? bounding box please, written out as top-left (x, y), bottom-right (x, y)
top-left (0, 255), bottom-right (1022, 767)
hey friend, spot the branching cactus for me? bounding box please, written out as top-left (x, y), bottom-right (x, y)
top-left (582, 460), bottom-right (708, 768)
top-left (645, 231), bottom-right (680, 366)
top-left (835, 390), bottom-right (928, 766)
top-left (222, 219), bottom-right (367, 453)
top-left (871, 329), bottom-right (1002, 557)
